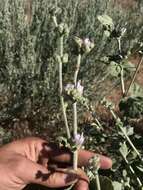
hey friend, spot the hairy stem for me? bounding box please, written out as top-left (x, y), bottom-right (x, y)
top-left (125, 56), bottom-right (143, 96)
top-left (73, 53), bottom-right (81, 170)
top-left (117, 37), bottom-right (121, 53)
top-left (120, 66), bottom-right (125, 96)
top-left (74, 54), bottom-right (82, 88)
top-left (117, 37), bottom-right (126, 97)
top-left (59, 36), bottom-right (71, 139)
top-left (95, 171), bottom-right (101, 190)
top-left (52, 15), bottom-right (58, 27)
top-left (53, 15), bottom-right (71, 139)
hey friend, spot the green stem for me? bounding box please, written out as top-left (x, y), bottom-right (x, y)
top-left (73, 103), bottom-right (78, 137)
top-left (117, 37), bottom-right (125, 97)
top-left (73, 150), bottom-right (78, 170)
top-left (125, 56), bottom-right (143, 96)
top-left (74, 54), bottom-right (81, 87)
top-left (57, 55), bottom-right (71, 139)
top-left (52, 15), bottom-right (58, 27)
top-left (73, 53), bottom-right (81, 170)
top-left (117, 37), bottom-right (121, 53)
top-left (120, 66), bottom-right (125, 97)
top-left (59, 36), bottom-right (71, 139)
top-left (60, 35), bottom-right (64, 57)
top-left (95, 171), bottom-right (101, 190)
top-left (53, 13), bottom-right (71, 139)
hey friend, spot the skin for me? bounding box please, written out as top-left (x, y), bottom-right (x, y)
top-left (0, 137), bottom-right (112, 190)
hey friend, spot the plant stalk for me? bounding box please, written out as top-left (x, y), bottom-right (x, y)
top-left (95, 171), bottom-right (101, 190)
top-left (120, 66), bottom-right (125, 96)
top-left (73, 53), bottom-right (81, 170)
top-left (125, 56), bottom-right (143, 96)
top-left (52, 15), bottom-right (58, 27)
top-left (52, 12), bottom-right (71, 140)
top-left (59, 35), bottom-right (71, 139)
top-left (117, 37), bottom-right (121, 53)
top-left (58, 55), bottom-right (71, 139)
top-left (117, 37), bottom-right (126, 97)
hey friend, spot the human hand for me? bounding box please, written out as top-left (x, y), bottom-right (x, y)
top-left (0, 137), bottom-right (112, 190)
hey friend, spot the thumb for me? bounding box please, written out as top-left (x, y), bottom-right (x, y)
top-left (74, 169), bottom-right (89, 190)
top-left (42, 168), bottom-right (89, 188)
top-left (18, 157), bottom-right (85, 188)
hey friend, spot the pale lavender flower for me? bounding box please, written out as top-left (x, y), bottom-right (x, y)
top-left (64, 83), bottom-right (74, 94)
top-left (76, 81), bottom-right (84, 95)
top-left (74, 133), bottom-right (84, 148)
top-left (83, 38), bottom-right (91, 47)
top-left (82, 38), bottom-right (94, 53)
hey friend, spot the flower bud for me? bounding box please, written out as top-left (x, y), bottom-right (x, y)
top-left (64, 83), bottom-right (74, 95)
top-left (74, 37), bottom-right (94, 54)
top-left (58, 23), bottom-right (70, 37)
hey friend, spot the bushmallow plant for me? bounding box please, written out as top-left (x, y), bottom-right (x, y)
top-left (50, 8), bottom-right (143, 190)
top-left (50, 9), bottom-right (102, 190)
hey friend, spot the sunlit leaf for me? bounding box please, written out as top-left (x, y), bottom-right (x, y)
top-left (97, 15), bottom-right (114, 29)
top-left (119, 142), bottom-right (128, 158)
top-left (112, 181), bottom-right (122, 190)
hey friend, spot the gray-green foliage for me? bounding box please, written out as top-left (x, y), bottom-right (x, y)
top-left (119, 96), bottom-right (143, 118)
top-left (0, 0), bottom-right (143, 122)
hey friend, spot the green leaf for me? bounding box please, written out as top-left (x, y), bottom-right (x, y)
top-left (104, 30), bottom-right (111, 37)
top-left (107, 62), bottom-right (121, 77)
top-left (126, 126), bottom-right (134, 136)
top-left (112, 181), bottom-right (122, 190)
top-left (129, 83), bottom-right (143, 97)
top-left (137, 166), bottom-right (143, 172)
top-left (119, 142), bottom-right (128, 158)
top-left (119, 96), bottom-right (143, 118)
top-left (97, 15), bottom-right (114, 29)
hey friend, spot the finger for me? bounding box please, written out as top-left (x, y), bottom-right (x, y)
top-left (18, 156), bottom-right (86, 188)
top-left (46, 144), bottom-right (112, 169)
top-left (79, 150), bottom-right (112, 169)
top-left (9, 137), bottom-right (112, 170)
top-left (74, 169), bottom-right (89, 190)
top-left (74, 179), bottom-right (89, 190)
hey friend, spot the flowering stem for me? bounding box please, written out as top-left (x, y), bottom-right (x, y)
top-left (73, 53), bottom-right (82, 170)
top-left (74, 54), bottom-right (82, 88)
top-left (60, 35), bottom-right (64, 57)
top-left (59, 36), bottom-right (71, 139)
top-left (125, 56), bottom-right (143, 96)
top-left (53, 15), bottom-right (71, 139)
top-left (73, 150), bottom-right (78, 170)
